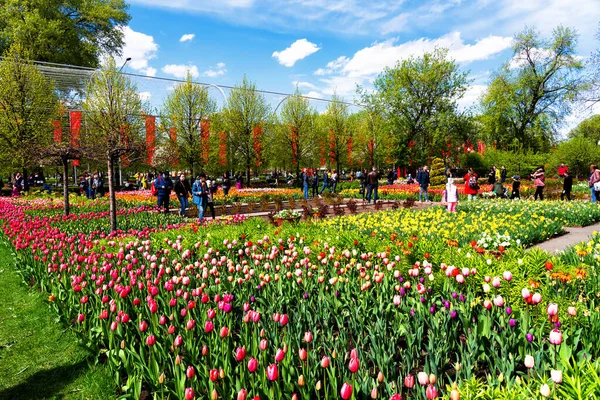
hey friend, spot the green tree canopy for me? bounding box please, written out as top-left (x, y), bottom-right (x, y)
top-left (0, 0), bottom-right (130, 67)
top-left (569, 114), bottom-right (600, 144)
top-left (480, 26), bottom-right (584, 151)
top-left (0, 45), bottom-right (58, 186)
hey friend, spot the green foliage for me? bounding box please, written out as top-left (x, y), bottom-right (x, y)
top-left (460, 152), bottom-right (486, 172)
top-left (160, 73), bottom-right (217, 176)
top-left (323, 93), bottom-right (351, 172)
top-left (429, 157), bottom-right (446, 188)
top-left (480, 26), bottom-right (584, 150)
top-left (569, 114), bottom-right (600, 144)
top-left (0, 45), bottom-right (58, 175)
top-left (366, 48), bottom-right (469, 166)
top-left (480, 149), bottom-right (549, 177)
top-left (0, 0), bottom-right (130, 68)
top-left (553, 136), bottom-right (600, 179)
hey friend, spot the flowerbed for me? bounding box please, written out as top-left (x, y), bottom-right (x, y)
top-left (2, 199), bottom-right (600, 399)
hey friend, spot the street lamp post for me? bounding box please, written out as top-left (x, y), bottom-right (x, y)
top-left (119, 57), bottom-right (132, 73)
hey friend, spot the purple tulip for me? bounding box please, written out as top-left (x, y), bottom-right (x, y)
top-left (250, 296), bottom-right (255, 302)
top-left (450, 310), bottom-right (458, 318)
top-left (509, 318), bottom-right (516, 327)
top-left (420, 296), bottom-right (426, 303)
top-left (451, 292), bottom-right (458, 299)
top-left (303, 292), bottom-right (309, 299)
top-left (410, 308), bottom-right (415, 316)
top-left (555, 321), bottom-right (561, 328)
top-left (459, 294), bottom-right (465, 302)
top-left (430, 306), bottom-right (436, 314)
top-left (526, 333), bottom-right (534, 342)
top-left (506, 307), bottom-right (512, 315)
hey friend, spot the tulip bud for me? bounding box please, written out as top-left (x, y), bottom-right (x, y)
top-left (450, 389), bottom-right (460, 400)
top-left (429, 374), bottom-right (436, 385)
top-left (248, 357), bottom-right (258, 373)
top-left (540, 384), bottom-right (550, 398)
top-left (304, 331), bottom-right (313, 343)
top-left (349, 357), bottom-right (360, 373)
top-left (185, 387), bottom-right (194, 400)
top-left (404, 374), bottom-right (415, 388)
top-left (426, 384), bottom-right (438, 399)
top-left (568, 306), bottom-right (577, 316)
top-left (298, 375), bottom-right (305, 386)
top-left (551, 369), bottom-right (562, 383)
top-left (275, 348), bottom-right (286, 362)
top-left (209, 369), bottom-right (218, 381)
top-left (316, 380), bottom-right (322, 391)
top-left (158, 372), bottom-right (165, 384)
top-left (175, 355), bottom-right (182, 365)
top-left (211, 388), bottom-right (218, 400)
top-left (202, 345), bottom-right (208, 356)
top-left (237, 388), bottom-right (247, 400)
top-left (524, 355), bottom-right (534, 369)
top-left (186, 366), bottom-right (195, 379)
top-left (299, 348), bottom-right (307, 361)
top-left (377, 371), bottom-right (384, 383)
top-left (370, 386), bottom-right (378, 398)
top-left (417, 371), bottom-right (429, 386)
top-left (321, 356), bottom-right (330, 368)
top-left (340, 382), bottom-right (353, 400)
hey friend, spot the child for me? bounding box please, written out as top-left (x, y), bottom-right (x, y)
top-left (511, 176), bottom-right (521, 199)
top-left (443, 178), bottom-right (458, 212)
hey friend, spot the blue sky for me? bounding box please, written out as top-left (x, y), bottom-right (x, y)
top-left (117, 0), bottom-right (600, 129)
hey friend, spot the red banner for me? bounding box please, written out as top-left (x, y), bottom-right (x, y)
top-left (53, 120), bottom-right (62, 143)
top-left (347, 137), bottom-right (353, 166)
top-left (290, 126), bottom-right (298, 166)
top-left (145, 116), bottom-right (156, 165)
top-left (218, 131), bottom-right (227, 167)
top-left (200, 119), bottom-right (210, 165)
top-left (169, 127), bottom-right (178, 166)
top-left (367, 138), bottom-right (374, 166)
top-left (253, 124), bottom-right (262, 167)
top-left (120, 125), bottom-right (131, 167)
top-left (319, 136), bottom-right (326, 167)
top-left (69, 111), bottom-right (81, 147)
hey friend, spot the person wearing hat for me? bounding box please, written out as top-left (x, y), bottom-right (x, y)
top-left (510, 176), bottom-right (521, 199)
top-left (154, 171), bottom-right (174, 213)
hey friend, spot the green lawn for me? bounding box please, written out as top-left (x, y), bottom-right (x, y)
top-left (0, 243), bottom-right (117, 400)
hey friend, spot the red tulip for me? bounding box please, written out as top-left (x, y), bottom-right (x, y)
top-left (267, 364), bottom-right (278, 380)
top-left (340, 382), bottom-right (353, 399)
top-left (275, 348), bottom-right (286, 362)
top-left (349, 357), bottom-right (360, 373)
top-left (321, 356), bottom-right (330, 368)
top-left (280, 314), bottom-right (289, 326)
top-left (77, 313), bottom-right (85, 323)
top-left (168, 325), bottom-right (176, 335)
top-left (426, 385), bottom-right (438, 399)
top-left (390, 394), bottom-right (402, 400)
top-left (185, 387), bottom-right (194, 400)
top-left (237, 389), bottom-right (247, 400)
top-left (350, 348), bottom-right (358, 359)
top-left (139, 320), bottom-right (148, 332)
top-left (186, 319), bottom-right (196, 330)
top-left (146, 335), bottom-right (156, 346)
top-left (220, 326), bottom-right (229, 338)
top-left (205, 320), bottom-right (214, 333)
top-left (248, 357), bottom-right (258, 373)
top-left (186, 365), bottom-right (195, 379)
top-left (404, 374), bottom-right (415, 388)
top-left (235, 347), bottom-right (246, 361)
top-left (209, 368), bottom-right (218, 381)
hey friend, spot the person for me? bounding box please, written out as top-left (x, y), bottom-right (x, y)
top-left (318, 169), bottom-right (329, 198)
top-left (359, 168), bottom-right (367, 201)
top-left (406, 174), bottom-right (414, 184)
top-left (443, 178), bottom-right (458, 212)
top-left (387, 169), bottom-right (395, 185)
top-left (493, 181), bottom-right (507, 199)
top-left (416, 166), bottom-right (430, 202)
top-left (349, 170), bottom-right (355, 182)
top-left (140, 174), bottom-right (148, 190)
top-left (301, 168), bottom-right (309, 199)
top-left (589, 164), bottom-right (600, 202)
top-left (331, 170), bottom-right (338, 193)
top-left (488, 166), bottom-right (496, 184)
top-left (311, 168), bottom-right (319, 198)
top-left (155, 171), bottom-right (174, 213)
top-left (532, 166), bottom-right (545, 201)
top-left (222, 172), bottom-right (230, 196)
top-left (79, 176), bottom-right (89, 197)
top-left (366, 167), bottom-right (379, 203)
top-left (464, 168), bottom-right (479, 201)
top-left (511, 176), bottom-right (521, 199)
top-left (192, 174), bottom-right (207, 220)
top-left (558, 163), bottom-right (568, 178)
top-left (91, 173), bottom-right (101, 199)
top-left (561, 170), bottom-right (573, 201)
top-left (12, 173), bottom-right (22, 196)
top-left (500, 166), bottom-right (507, 183)
top-left (174, 173), bottom-right (191, 216)
top-left (235, 173), bottom-right (242, 190)
top-left (205, 178), bottom-right (217, 220)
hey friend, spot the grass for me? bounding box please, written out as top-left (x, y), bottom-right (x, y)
top-left (0, 242), bottom-right (117, 400)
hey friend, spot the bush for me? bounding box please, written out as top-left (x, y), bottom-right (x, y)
top-left (429, 157), bottom-right (446, 188)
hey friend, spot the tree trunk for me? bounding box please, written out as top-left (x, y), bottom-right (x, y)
top-left (191, 160), bottom-right (195, 179)
top-left (107, 156), bottom-right (118, 232)
top-left (62, 157), bottom-right (70, 216)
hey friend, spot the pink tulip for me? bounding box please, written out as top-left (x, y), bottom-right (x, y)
top-left (304, 331), bottom-right (313, 343)
top-left (340, 382), bottom-right (353, 400)
top-left (220, 326), bottom-right (229, 338)
top-left (174, 335), bottom-right (183, 347)
top-left (321, 356), bottom-right (330, 368)
top-left (186, 319), bottom-right (196, 330)
top-left (404, 374), bottom-right (415, 388)
top-left (568, 306), bottom-right (577, 316)
top-left (521, 288), bottom-right (531, 299)
top-left (237, 388), bottom-right (247, 400)
top-left (426, 384), bottom-right (438, 399)
top-left (531, 293), bottom-right (542, 304)
top-left (275, 348), bottom-right (286, 362)
top-left (280, 314), bottom-right (289, 326)
top-left (185, 387), bottom-right (194, 400)
top-left (299, 348), bottom-right (307, 361)
top-left (146, 335), bottom-right (156, 346)
top-left (186, 366), bottom-right (195, 379)
top-left (549, 329), bottom-right (562, 345)
top-left (248, 357), bottom-right (258, 373)
top-left (547, 303), bottom-right (558, 316)
top-left (77, 313), bottom-right (85, 323)
top-left (493, 295), bottom-right (504, 307)
top-left (389, 394), bottom-right (402, 400)
top-left (349, 357), bottom-right (360, 373)
top-left (417, 371), bottom-right (429, 386)
top-left (503, 270), bottom-right (512, 281)
top-left (139, 320), bottom-right (148, 332)
top-left (267, 364), bottom-right (278, 380)
top-left (259, 339), bottom-right (268, 351)
top-left (204, 320), bottom-right (214, 333)
top-left (235, 347), bottom-right (246, 361)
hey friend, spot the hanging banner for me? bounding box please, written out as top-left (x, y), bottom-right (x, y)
top-left (346, 137), bottom-right (353, 166)
top-left (290, 125), bottom-right (298, 166)
top-left (120, 125), bottom-right (131, 167)
top-left (145, 116), bottom-right (156, 166)
top-left (218, 131), bottom-right (227, 167)
top-left (69, 111), bottom-right (82, 147)
top-left (200, 119), bottom-right (210, 165)
top-left (53, 120), bottom-right (62, 143)
top-left (170, 127), bottom-right (178, 166)
top-left (319, 136), bottom-right (326, 167)
top-left (253, 124), bottom-right (262, 167)
top-left (367, 138), bottom-right (374, 166)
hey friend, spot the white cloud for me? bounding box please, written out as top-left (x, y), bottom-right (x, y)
top-left (380, 13), bottom-right (409, 35)
top-left (273, 39), bottom-right (321, 67)
top-left (179, 33), bottom-right (195, 42)
top-left (292, 81), bottom-right (318, 90)
top-left (138, 92), bottom-right (152, 101)
top-left (314, 56), bottom-right (350, 76)
top-left (457, 84), bottom-right (486, 110)
top-left (204, 63), bottom-right (227, 78)
top-left (305, 91), bottom-right (324, 99)
top-left (115, 26), bottom-right (158, 76)
top-left (162, 64), bottom-right (200, 79)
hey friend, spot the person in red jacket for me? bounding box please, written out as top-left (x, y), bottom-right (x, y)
top-left (464, 168), bottom-right (479, 201)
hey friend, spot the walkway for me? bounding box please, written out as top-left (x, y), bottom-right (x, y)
top-left (533, 221), bottom-right (600, 254)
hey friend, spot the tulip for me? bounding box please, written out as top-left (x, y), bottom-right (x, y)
top-left (547, 302), bottom-right (558, 316)
top-left (209, 368), bottom-right (218, 381)
top-left (315, 380), bottom-right (322, 391)
top-left (531, 293), bottom-right (542, 304)
top-left (174, 335), bottom-right (183, 347)
top-left (186, 319), bottom-right (196, 330)
top-left (235, 347), bottom-right (246, 362)
top-left (568, 306), bottom-right (577, 316)
top-left (521, 288), bottom-right (531, 299)
top-left (417, 371), bottom-right (429, 386)
top-left (389, 395), bottom-right (402, 400)
top-left (551, 369), bottom-right (563, 383)
top-left (77, 313), bottom-right (85, 323)
top-left (304, 331), bottom-right (313, 343)
top-left (146, 335), bottom-right (156, 346)
top-left (204, 321), bottom-right (214, 333)
top-left (340, 382), bottom-right (353, 400)
top-left (349, 357), bottom-right (360, 373)
top-left (280, 314), bottom-right (289, 326)
top-left (426, 384), bottom-right (438, 399)
top-left (404, 374), bottom-right (415, 388)
top-left (298, 375), bottom-right (305, 386)
top-left (220, 326), bottom-right (229, 338)
top-left (450, 389), bottom-right (460, 400)
top-left (503, 270), bottom-right (512, 281)
top-left (321, 356), bottom-right (330, 368)
top-left (428, 374), bottom-right (436, 384)
top-left (377, 371), bottom-right (384, 383)
top-left (267, 364), bottom-right (278, 380)
top-left (237, 389), bottom-right (247, 400)
top-left (211, 389), bottom-right (218, 400)
top-left (247, 357), bottom-right (258, 373)
top-left (139, 320), bottom-right (148, 332)
top-left (493, 295), bottom-right (504, 307)
top-left (186, 365), bottom-right (195, 379)
top-left (540, 384), bottom-right (550, 397)
top-left (371, 386), bottom-right (378, 399)
top-left (524, 355), bottom-right (534, 368)
top-left (259, 339), bottom-right (268, 351)
top-left (549, 329), bottom-right (563, 345)
top-left (275, 348), bottom-right (286, 362)
top-left (185, 387), bottom-right (194, 400)
top-left (299, 348), bottom-right (307, 361)
top-left (350, 348), bottom-right (358, 359)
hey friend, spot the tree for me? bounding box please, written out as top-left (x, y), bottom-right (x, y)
top-left (223, 76), bottom-right (270, 185)
top-left (0, 44), bottom-right (58, 190)
top-left (81, 57), bottom-right (145, 232)
top-left (277, 89), bottom-right (317, 175)
top-left (569, 114), bottom-right (600, 144)
top-left (161, 73), bottom-right (217, 177)
top-left (554, 137), bottom-right (599, 179)
top-left (324, 94), bottom-right (351, 174)
top-left (365, 48), bottom-right (469, 166)
top-left (582, 23), bottom-right (600, 107)
top-left (481, 26), bottom-right (584, 150)
top-left (0, 0), bottom-right (130, 68)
